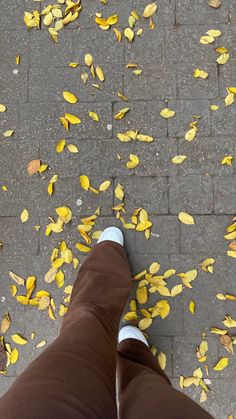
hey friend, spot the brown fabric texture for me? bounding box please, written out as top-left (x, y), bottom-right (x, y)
top-left (0, 241), bottom-right (213, 419)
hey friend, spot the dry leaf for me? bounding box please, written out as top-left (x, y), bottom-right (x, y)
top-left (1, 313), bottom-right (11, 334)
top-left (20, 209), bottom-right (29, 223)
top-left (63, 91), bottom-right (78, 104)
top-left (137, 286), bottom-right (148, 304)
top-left (158, 352), bottom-right (167, 370)
top-left (143, 3), bottom-right (157, 18)
top-left (178, 212), bottom-right (195, 225)
top-left (0, 104), bottom-right (6, 112)
top-left (126, 154), bottom-right (139, 169)
top-left (213, 357), bottom-right (229, 371)
top-left (27, 159), bottom-right (41, 175)
top-left (67, 144), bottom-right (79, 153)
top-left (171, 155), bottom-right (187, 164)
top-left (10, 348), bottom-right (19, 364)
top-left (160, 108), bottom-right (176, 119)
top-left (80, 175), bottom-right (90, 191)
top-left (208, 0), bottom-right (221, 8)
top-left (99, 180), bottom-right (111, 191)
top-left (11, 334), bottom-right (27, 345)
top-left (3, 130), bottom-right (14, 137)
top-left (139, 317), bottom-right (152, 330)
top-left (124, 27), bottom-right (134, 42)
top-left (56, 139), bottom-right (66, 153)
top-left (89, 111), bottom-right (99, 122)
top-left (189, 300), bottom-right (195, 314)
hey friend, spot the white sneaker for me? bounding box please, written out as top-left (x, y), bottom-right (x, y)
top-left (97, 227), bottom-right (124, 246)
top-left (118, 325), bottom-right (149, 347)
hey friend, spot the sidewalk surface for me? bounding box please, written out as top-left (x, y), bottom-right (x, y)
top-left (0, 1), bottom-right (236, 417)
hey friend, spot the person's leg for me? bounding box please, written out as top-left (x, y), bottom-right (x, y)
top-left (0, 239), bottom-right (131, 419)
top-left (117, 337), bottom-right (213, 419)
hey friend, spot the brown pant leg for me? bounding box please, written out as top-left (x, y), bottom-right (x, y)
top-left (0, 242), bottom-right (131, 419)
top-left (117, 339), bottom-right (213, 419)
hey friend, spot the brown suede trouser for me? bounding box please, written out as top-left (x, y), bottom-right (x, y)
top-left (0, 241), bottom-right (213, 419)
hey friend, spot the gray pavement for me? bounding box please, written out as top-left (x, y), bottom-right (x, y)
top-left (0, 0), bottom-right (236, 417)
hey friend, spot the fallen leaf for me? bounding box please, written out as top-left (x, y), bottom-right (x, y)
top-left (63, 91), bottom-right (78, 104)
top-left (189, 300), bottom-right (195, 314)
top-left (9, 271), bottom-right (25, 286)
top-left (139, 317), bottom-right (152, 330)
top-left (89, 111), bottom-right (99, 122)
top-left (158, 352), bottom-right (167, 370)
top-left (3, 130), bottom-right (14, 137)
top-left (75, 243), bottom-right (91, 253)
top-left (208, 0), bottom-right (221, 8)
top-left (27, 159), bottom-right (41, 175)
top-left (216, 53), bottom-right (230, 65)
top-left (36, 340), bottom-right (46, 349)
top-left (178, 212), bottom-right (195, 225)
top-left (11, 334), bottom-right (27, 345)
top-left (160, 108), bottom-right (176, 119)
top-left (124, 27), bottom-right (134, 42)
top-left (10, 348), bottom-right (19, 364)
top-left (67, 144), bottom-right (79, 153)
top-left (1, 312), bottom-right (11, 333)
top-left (80, 175), bottom-right (90, 191)
top-left (143, 2), bottom-right (157, 18)
top-left (213, 357), bottom-right (229, 371)
top-left (56, 139), bottom-right (66, 153)
top-left (20, 209), bottom-right (29, 223)
top-left (136, 286), bottom-right (148, 304)
top-left (99, 180), bottom-right (111, 191)
top-left (171, 155), bottom-right (187, 164)
top-left (126, 154), bottom-right (139, 169)
top-left (194, 69), bottom-right (208, 79)
top-left (0, 104), bottom-right (6, 112)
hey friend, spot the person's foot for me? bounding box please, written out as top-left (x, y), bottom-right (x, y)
top-left (97, 227), bottom-right (124, 246)
top-left (118, 325), bottom-right (149, 347)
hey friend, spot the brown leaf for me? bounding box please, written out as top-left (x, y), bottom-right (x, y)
top-left (27, 159), bottom-right (41, 175)
top-left (1, 312), bottom-right (11, 334)
top-left (208, 0), bottom-right (221, 8)
top-left (220, 334), bottom-right (234, 355)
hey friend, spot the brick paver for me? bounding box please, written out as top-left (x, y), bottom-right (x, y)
top-left (0, 1), bottom-right (236, 417)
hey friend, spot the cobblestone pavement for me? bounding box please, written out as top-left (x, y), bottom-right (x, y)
top-left (0, 1), bottom-right (236, 417)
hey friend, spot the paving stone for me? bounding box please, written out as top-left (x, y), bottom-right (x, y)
top-left (214, 175), bottom-right (236, 214)
top-left (211, 98), bottom-right (236, 136)
top-left (73, 176), bottom-right (114, 216)
top-left (134, 138), bottom-right (178, 177)
top-left (29, 64), bottom-right (123, 103)
top-left (113, 101), bottom-right (167, 138)
top-left (168, 100), bottom-right (211, 138)
top-left (180, 215), bottom-right (229, 254)
top-left (0, 63), bottom-right (27, 104)
top-left (72, 28), bottom-right (124, 64)
top-left (169, 175), bottom-right (214, 214)
top-left (132, 0), bottom-right (176, 26)
top-left (0, 141), bottom-right (39, 178)
top-left (230, 0), bottom-right (236, 22)
top-left (0, 0), bottom-right (40, 30)
top-left (219, 58), bottom-right (236, 97)
top-left (40, 138), bottom-right (134, 178)
top-left (0, 31), bottom-right (29, 65)
top-left (30, 30), bottom-right (73, 67)
top-left (135, 216), bottom-right (180, 254)
top-left (166, 25), bottom-right (219, 64)
top-left (124, 63), bottom-right (177, 100)
top-left (125, 27), bottom-right (166, 64)
top-left (173, 336), bottom-right (219, 376)
top-left (176, 0), bottom-right (229, 24)
top-left (115, 176), bottom-right (169, 214)
top-left (177, 61), bottom-right (218, 99)
top-left (0, 216), bottom-right (39, 256)
top-left (19, 102), bottom-right (112, 141)
top-left (0, 105), bottom-right (19, 137)
top-left (178, 136), bottom-right (235, 175)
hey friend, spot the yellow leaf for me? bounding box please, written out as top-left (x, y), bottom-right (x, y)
top-left (64, 113), bottom-right (81, 124)
top-left (48, 28), bottom-right (58, 43)
top-left (171, 155), bottom-right (187, 164)
top-left (99, 180), bottom-right (111, 192)
top-left (216, 53), bottom-right (230, 65)
top-left (56, 139), bottom-right (66, 153)
top-left (124, 27), bottom-right (134, 42)
top-left (80, 175), bottom-right (90, 191)
top-left (160, 108), bottom-right (176, 119)
top-left (3, 130), bottom-right (14, 137)
top-left (38, 296), bottom-right (50, 310)
top-left (225, 92), bottom-right (235, 107)
top-left (221, 155), bottom-right (233, 165)
top-left (152, 300), bottom-right (170, 319)
top-left (193, 367), bottom-right (203, 379)
top-left (67, 143), bottom-right (79, 153)
top-left (149, 262), bottom-right (160, 274)
top-left (123, 311), bottom-right (138, 321)
top-left (10, 348), bottom-right (19, 364)
top-left (200, 35), bottom-right (215, 44)
top-left (20, 209), bottom-right (29, 223)
top-left (75, 243), bottom-right (91, 253)
top-left (117, 132), bottom-right (131, 142)
top-left (113, 28), bottom-right (122, 42)
top-left (213, 357), bottom-right (229, 371)
top-left (16, 54), bottom-right (20, 65)
top-left (189, 300), bottom-right (195, 314)
top-left (36, 340), bottom-right (47, 349)
top-left (228, 87), bottom-right (236, 94)
top-left (45, 267), bottom-right (57, 284)
top-left (69, 62), bottom-right (79, 68)
top-left (84, 53), bottom-right (93, 67)
top-left (227, 250), bottom-right (236, 258)
top-left (114, 107), bottom-right (130, 120)
top-left (126, 154), bottom-right (139, 169)
top-left (9, 271), bottom-right (25, 286)
top-left (63, 91), bottom-right (78, 104)
top-left (38, 163), bottom-right (48, 173)
top-left (223, 316), bottom-right (236, 328)
top-left (171, 284), bottom-right (183, 297)
top-left (115, 184), bottom-right (124, 201)
top-left (139, 317), bottom-right (152, 330)
top-left (89, 111), bottom-right (99, 122)
top-left (158, 352), bottom-right (167, 370)
top-left (48, 182), bottom-right (54, 196)
top-left (143, 2), bottom-right (157, 17)
top-left (194, 68), bottom-right (208, 79)
top-left (178, 212), bottom-right (195, 225)
top-left (209, 0), bottom-right (222, 8)
top-left (11, 334), bottom-right (27, 345)
top-left (185, 127), bottom-right (197, 141)
top-left (136, 286), bottom-right (148, 304)
top-left (210, 327), bottom-right (227, 335)
top-left (183, 376), bottom-right (200, 387)
top-left (210, 104), bottom-right (219, 111)
top-left (0, 104), bottom-right (6, 112)
top-left (206, 29), bottom-right (221, 38)
top-left (95, 66), bottom-right (105, 81)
